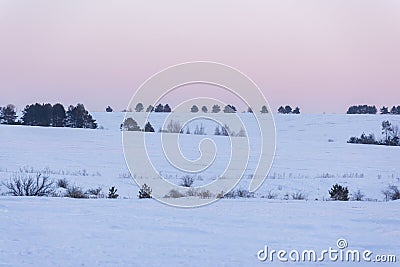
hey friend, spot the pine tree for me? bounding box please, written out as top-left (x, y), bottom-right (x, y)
top-left (66, 104), bottom-right (97, 129)
top-left (292, 107), bottom-right (300, 114)
top-left (0, 104), bottom-right (18, 124)
top-left (278, 106), bottom-right (286, 114)
top-left (163, 104), bottom-right (172, 112)
top-left (155, 104), bottom-right (164, 112)
top-left (260, 105), bottom-right (268, 114)
top-left (52, 103), bottom-right (66, 127)
top-left (380, 106), bottom-right (389, 114)
top-left (106, 106), bottom-right (113, 112)
top-left (145, 105), bottom-right (154, 112)
top-left (144, 122), bottom-right (155, 132)
top-left (190, 105), bottom-right (199, 113)
top-left (201, 106), bottom-right (208, 113)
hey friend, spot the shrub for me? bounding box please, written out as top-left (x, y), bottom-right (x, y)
top-left (138, 184), bottom-right (152, 199)
top-left (352, 190), bottom-right (365, 201)
top-left (56, 178), bottom-right (69, 189)
top-left (291, 191), bottom-right (306, 200)
top-left (65, 186), bottom-right (88, 198)
top-left (347, 133), bottom-right (378, 145)
top-left (108, 186), bottom-right (119, 199)
top-left (198, 190), bottom-right (213, 199)
top-left (121, 117), bottom-right (141, 131)
top-left (87, 187), bottom-right (103, 198)
top-left (2, 173), bottom-right (55, 196)
top-left (329, 183), bottom-right (349, 201)
top-left (165, 120), bottom-right (182, 133)
top-left (263, 190), bottom-right (277, 199)
top-left (164, 189), bottom-right (184, 198)
top-left (382, 185), bottom-right (400, 201)
top-left (180, 175), bottom-right (194, 187)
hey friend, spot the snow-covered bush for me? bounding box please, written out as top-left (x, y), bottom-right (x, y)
top-left (138, 184), bottom-right (152, 199)
top-left (382, 185), bottom-right (400, 201)
top-left (180, 175), bottom-right (194, 187)
top-left (108, 186), bottom-right (119, 199)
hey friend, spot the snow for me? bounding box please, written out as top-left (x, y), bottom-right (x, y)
top-left (0, 113), bottom-right (399, 266)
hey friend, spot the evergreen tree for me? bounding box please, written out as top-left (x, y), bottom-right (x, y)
top-left (105, 106), bottom-right (113, 112)
top-left (155, 104), bottom-right (164, 112)
top-left (214, 126), bottom-right (221, 135)
top-left (211, 104), bottom-right (221, 113)
top-left (292, 107), bottom-right (300, 114)
top-left (135, 103), bottom-right (144, 112)
top-left (247, 107), bottom-right (253, 113)
top-left (260, 105), bottom-right (268, 114)
top-left (284, 105), bottom-right (292, 114)
top-left (66, 104), bottom-right (97, 129)
top-left (201, 106), bottom-right (208, 113)
top-left (382, 120), bottom-right (393, 143)
top-left (380, 106), bottom-right (389, 114)
top-left (146, 105), bottom-right (154, 112)
top-left (278, 106), bottom-right (286, 114)
top-left (144, 122), bottom-right (155, 132)
top-left (163, 104), bottom-right (172, 112)
top-left (108, 186), bottom-right (119, 199)
top-left (0, 104), bottom-right (17, 124)
top-left (190, 105), bottom-right (199, 113)
top-left (138, 184), bottom-right (152, 199)
top-left (52, 103), bottom-right (66, 127)
top-left (223, 105), bottom-right (236, 113)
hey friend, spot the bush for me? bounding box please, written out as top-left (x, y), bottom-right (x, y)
top-left (291, 191), bottom-right (306, 200)
top-left (2, 173), bottom-right (55, 196)
top-left (382, 185), bottom-right (400, 201)
top-left (65, 186), bottom-right (88, 198)
top-left (121, 117), bottom-right (141, 131)
top-left (329, 184), bottom-right (349, 201)
top-left (87, 187), bottom-right (103, 198)
top-left (138, 184), bottom-right (152, 199)
top-left (222, 189), bottom-right (254, 199)
top-left (108, 186), bottom-right (119, 199)
top-left (56, 178), bottom-right (69, 189)
top-left (352, 190), bottom-right (365, 201)
top-left (180, 175), bottom-right (194, 187)
top-left (164, 189), bottom-right (184, 198)
top-left (347, 133), bottom-right (378, 145)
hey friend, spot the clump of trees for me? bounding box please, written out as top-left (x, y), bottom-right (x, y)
top-left (348, 120), bottom-right (399, 146)
top-left (120, 118), bottom-right (155, 132)
top-left (0, 103), bottom-right (97, 129)
top-left (347, 105), bottom-right (377, 114)
top-left (380, 106), bottom-right (400, 115)
top-left (278, 105), bottom-right (300, 114)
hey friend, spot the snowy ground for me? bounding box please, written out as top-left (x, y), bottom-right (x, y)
top-left (0, 113), bottom-right (399, 266)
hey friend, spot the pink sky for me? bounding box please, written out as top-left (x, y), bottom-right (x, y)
top-left (0, 0), bottom-right (399, 113)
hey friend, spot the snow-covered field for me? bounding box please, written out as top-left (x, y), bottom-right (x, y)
top-left (0, 113), bottom-right (399, 266)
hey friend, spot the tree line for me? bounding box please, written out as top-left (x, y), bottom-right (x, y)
top-left (346, 105), bottom-right (400, 115)
top-left (0, 103), bottom-right (97, 129)
top-left (126, 103), bottom-right (271, 114)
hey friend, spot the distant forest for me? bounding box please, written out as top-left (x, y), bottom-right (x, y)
top-left (347, 105), bottom-right (400, 115)
top-left (0, 103), bottom-right (97, 129)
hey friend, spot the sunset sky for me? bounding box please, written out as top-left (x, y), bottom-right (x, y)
top-left (0, 0), bottom-right (399, 113)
